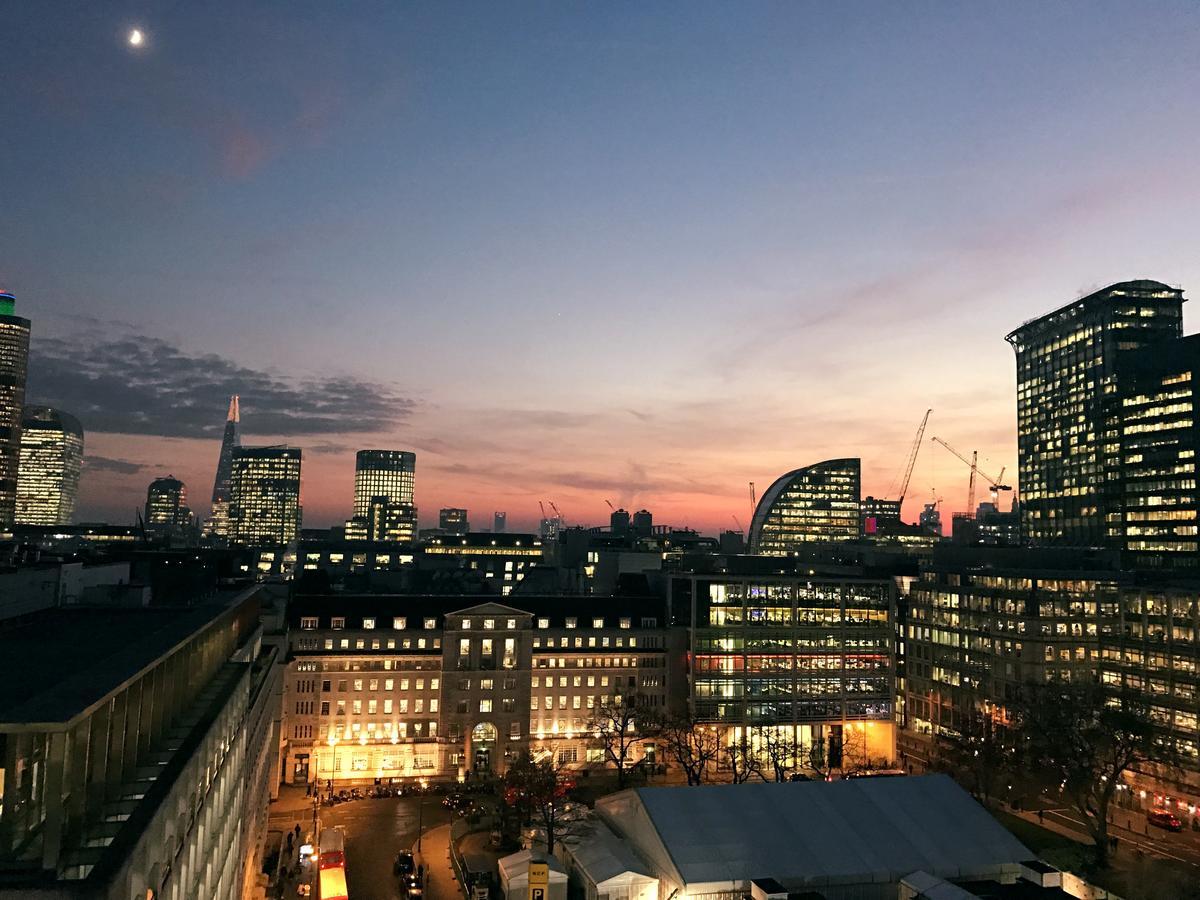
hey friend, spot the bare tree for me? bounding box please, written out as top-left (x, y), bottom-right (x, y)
top-left (1017, 683), bottom-right (1160, 869)
top-left (935, 710), bottom-right (1011, 804)
top-left (761, 729), bottom-right (802, 782)
top-left (502, 751), bottom-right (590, 854)
top-left (722, 737), bottom-right (765, 783)
top-left (589, 693), bottom-right (657, 789)
top-left (659, 713), bottom-right (722, 785)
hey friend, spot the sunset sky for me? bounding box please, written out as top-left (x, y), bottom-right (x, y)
top-left (4, 2), bottom-right (1200, 533)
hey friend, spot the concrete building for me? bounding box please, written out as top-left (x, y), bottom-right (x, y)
top-left (281, 595), bottom-right (673, 784)
top-left (0, 588), bottom-right (282, 900)
top-left (14, 407), bottom-right (83, 526)
top-left (228, 445), bottom-right (302, 547)
top-left (0, 291), bottom-right (31, 533)
top-left (749, 459), bottom-right (861, 554)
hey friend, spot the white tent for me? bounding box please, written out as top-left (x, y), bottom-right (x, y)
top-left (498, 849), bottom-right (569, 900)
top-left (560, 821), bottom-right (658, 900)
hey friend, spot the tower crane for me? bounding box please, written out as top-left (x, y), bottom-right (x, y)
top-left (930, 437), bottom-right (1012, 516)
top-left (605, 499), bottom-right (615, 511)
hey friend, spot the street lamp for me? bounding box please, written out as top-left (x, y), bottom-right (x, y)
top-left (417, 777), bottom-right (428, 852)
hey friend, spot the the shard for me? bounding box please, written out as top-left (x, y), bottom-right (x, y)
top-left (205, 395), bottom-right (240, 537)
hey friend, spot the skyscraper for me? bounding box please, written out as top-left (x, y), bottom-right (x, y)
top-left (748, 458), bottom-right (861, 554)
top-left (206, 395), bottom-right (240, 537)
top-left (439, 507), bottom-right (469, 535)
top-left (345, 449), bottom-right (418, 543)
top-left (1006, 280), bottom-right (1186, 548)
top-left (14, 407), bottom-right (84, 525)
top-left (493, 511), bottom-right (507, 534)
top-left (229, 445), bottom-right (302, 545)
top-left (0, 291), bottom-right (31, 531)
top-left (146, 475), bottom-right (192, 535)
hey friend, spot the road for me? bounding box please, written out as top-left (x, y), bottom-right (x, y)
top-left (318, 796), bottom-right (451, 900)
top-left (1040, 806), bottom-right (1200, 869)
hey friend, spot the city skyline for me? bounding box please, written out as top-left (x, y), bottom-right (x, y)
top-left (5, 3), bottom-right (1200, 531)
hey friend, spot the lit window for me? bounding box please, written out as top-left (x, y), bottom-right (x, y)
top-left (331, 617), bottom-right (345, 630)
top-left (538, 618), bottom-right (550, 629)
top-left (620, 618), bottom-right (631, 629)
top-left (363, 618), bottom-right (376, 630)
top-left (593, 618), bottom-right (604, 628)
top-left (462, 619), bottom-right (472, 629)
top-left (480, 699), bottom-right (493, 713)
top-left (424, 617), bottom-right (437, 629)
top-left (393, 617), bottom-right (407, 630)
top-left (566, 618), bottom-right (577, 629)
top-left (300, 617), bottom-right (318, 630)
top-left (483, 619), bottom-right (495, 630)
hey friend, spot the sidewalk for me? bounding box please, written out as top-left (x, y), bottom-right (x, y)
top-left (415, 823), bottom-right (463, 900)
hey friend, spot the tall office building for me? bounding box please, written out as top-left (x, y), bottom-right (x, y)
top-left (1006, 280), bottom-right (1185, 548)
top-left (146, 475), bottom-right (192, 534)
top-left (0, 291), bottom-right (31, 531)
top-left (632, 509), bottom-right (653, 537)
top-left (206, 395), bottom-right (240, 537)
top-left (353, 449), bottom-right (415, 515)
top-left (345, 450), bottom-right (417, 543)
top-left (493, 511), bottom-right (507, 533)
top-left (14, 407), bottom-right (84, 525)
top-left (439, 507), bottom-right (469, 535)
top-left (749, 458), bottom-right (861, 554)
top-left (229, 446), bottom-right (302, 545)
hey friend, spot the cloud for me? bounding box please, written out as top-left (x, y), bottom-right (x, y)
top-left (84, 455), bottom-right (147, 475)
top-left (27, 329), bottom-right (416, 439)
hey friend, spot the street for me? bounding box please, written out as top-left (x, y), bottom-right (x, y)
top-left (1041, 806), bottom-right (1200, 869)
top-left (321, 796), bottom-right (451, 900)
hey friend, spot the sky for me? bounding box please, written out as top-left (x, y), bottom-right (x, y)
top-left (3, 1), bottom-right (1200, 533)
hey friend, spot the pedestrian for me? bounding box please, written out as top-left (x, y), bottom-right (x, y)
top-left (1037, 809), bottom-right (1044, 824)
top-left (294, 824), bottom-right (301, 843)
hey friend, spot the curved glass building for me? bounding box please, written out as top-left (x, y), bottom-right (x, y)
top-left (749, 458), bottom-right (861, 554)
top-left (15, 406), bottom-right (84, 526)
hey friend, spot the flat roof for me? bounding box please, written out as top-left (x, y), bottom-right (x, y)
top-left (0, 603), bottom-right (236, 725)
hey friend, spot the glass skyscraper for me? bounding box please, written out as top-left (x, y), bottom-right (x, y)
top-left (146, 475), bottom-right (192, 535)
top-left (14, 407), bottom-right (84, 526)
top-left (229, 445), bottom-right (302, 546)
top-left (206, 395), bottom-right (240, 537)
top-left (748, 458), bottom-right (861, 554)
top-left (0, 292), bottom-right (30, 532)
top-left (346, 450), bottom-right (417, 543)
top-left (1006, 280), bottom-right (1188, 552)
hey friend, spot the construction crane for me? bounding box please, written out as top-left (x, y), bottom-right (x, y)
top-left (896, 409), bottom-right (932, 507)
top-left (731, 514), bottom-right (745, 534)
top-left (605, 499), bottom-right (615, 511)
top-left (549, 501), bottom-right (564, 524)
top-left (930, 437), bottom-right (1012, 515)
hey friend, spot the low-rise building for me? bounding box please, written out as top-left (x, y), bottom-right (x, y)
top-left (281, 595), bottom-right (676, 784)
top-left (0, 587), bottom-right (281, 900)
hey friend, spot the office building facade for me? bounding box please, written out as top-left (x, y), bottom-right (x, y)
top-left (0, 292), bottom-right (31, 532)
top-left (281, 596), bottom-right (672, 784)
top-left (145, 475), bottom-right (192, 535)
top-left (678, 571), bottom-right (896, 770)
top-left (748, 458), bottom-right (862, 554)
top-left (353, 449), bottom-right (415, 515)
top-left (1005, 280), bottom-right (1186, 549)
top-left (229, 446), bottom-right (302, 546)
top-left (14, 406), bottom-right (84, 526)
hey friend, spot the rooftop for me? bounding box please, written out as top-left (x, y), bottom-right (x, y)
top-left (0, 603), bottom-right (238, 725)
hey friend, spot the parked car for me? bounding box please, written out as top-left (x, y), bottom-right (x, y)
top-left (394, 850), bottom-right (416, 878)
top-left (1149, 808), bottom-right (1184, 832)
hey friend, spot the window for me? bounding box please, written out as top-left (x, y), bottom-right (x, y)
top-left (620, 617), bottom-right (631, 629)
top-left (383, 699), bottom-right (393, 714)
top-left (331, 617), bottom-right (346, 630)
top-left (506, 618), bottom-right (517, 629)
top-left (462, 618), bottom-right (473, 629)
top-left (393, 617), bottom-right (407, 630)
top-left (322, 680), bottom-right (332, 691)
top-left (363, 617), bottom-right (376, 630)
top-left (424, 617), bottom-right (437, 629)
top-left (353, 679), bottom-right (364, 691)
top-left (641, 617), bottom-right (657, 628)
top-left (593, 617), bottom-right (604, 628)
top-left (320, 701), bottom-right (330, 715)
top-left (538, 618), bottom-right (550, 629)
top-left (510, 721), bottom-right (521, 739)
top-left (481, 678), bottom-right (495, 690)
top-left (384, 679), bottom-right (394, 690)
top-left (566, 617), bottom-right (577, 629)
top-left (300, 617), bottom-right (318, 630)
top-left (483, 618), bottom-right (495, 630)
top-left (352, 700), bottom-right (362, 714)
top-left (480, 699), bottom-right (493, 713)
top-left (430, 699), bottom-right (438, 712)
top-left (324, 639), bottom-right (334, 650)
